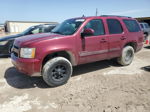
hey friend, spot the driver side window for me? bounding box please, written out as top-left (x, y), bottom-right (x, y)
top-left (84, 19), bottom-right (105, 36)
top-left (31, 27), bottom-right (43, 34)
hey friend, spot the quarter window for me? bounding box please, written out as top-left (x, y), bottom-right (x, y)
top-left (107, 19), bottom-right (123, 34)
top-left (84, 19), bottom-right (105, 36)
top-left (123, 20), bottom-right (141, 32)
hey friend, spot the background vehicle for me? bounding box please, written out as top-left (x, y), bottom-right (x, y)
top-left (140, 22), bottom-right (150, 40)
top-left (11, 16), bottom-right (144, 87)
top-left (0, 24), bottom-right (57, 56)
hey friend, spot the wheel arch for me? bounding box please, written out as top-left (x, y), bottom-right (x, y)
top-left (42, 50), bottom-right (77, 68)
top-left (124, 41), bottom-right (137, 52)
top-left (144, 32), bottom-right (148, 35)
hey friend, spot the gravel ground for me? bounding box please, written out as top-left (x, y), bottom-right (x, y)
top-left (0, 32), bottom-right (17, 37)
top-left (0, 44), bottom-right (150, 112)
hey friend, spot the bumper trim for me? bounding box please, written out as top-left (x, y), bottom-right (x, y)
top-left (11, 53), bottom-right (41, 76)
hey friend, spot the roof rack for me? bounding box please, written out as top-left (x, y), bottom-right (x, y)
top-left (101, 15), bottom-right (131, 18)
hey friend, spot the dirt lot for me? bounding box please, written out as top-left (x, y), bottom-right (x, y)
top-left (0, 32), bottom-right (17, 37)
top-left (0, 45), bottom-right (150, 112)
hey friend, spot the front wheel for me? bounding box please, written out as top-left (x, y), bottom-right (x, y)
top-left (42, 57), bottom-right (72, 87)
top-left (117, 46), bottom-right (134, 66)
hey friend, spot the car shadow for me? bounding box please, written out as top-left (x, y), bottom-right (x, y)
top-left (4, 67), bottom-right (50, 89)
top-left (144, 46), bottom-right (150, 49)
top-left (4, 59), bottom-right (120, 89)
top-left (0, 55), bottom-right (10, 58)
top-left (141, 66), bottom-right (150, 72)
top-left (72, 59), bottom-right (120, 77)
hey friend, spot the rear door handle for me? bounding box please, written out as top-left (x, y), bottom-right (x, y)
top-left (100, 38), bottom-right (107, 43)
top-left (120, 36), bottom-right (127, 40)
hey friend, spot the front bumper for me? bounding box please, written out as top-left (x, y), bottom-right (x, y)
top-left (11, 53), bottom-right (41, 76)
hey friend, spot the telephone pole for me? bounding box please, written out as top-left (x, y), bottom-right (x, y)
top-left (96, 8), bottom-right (98, 16)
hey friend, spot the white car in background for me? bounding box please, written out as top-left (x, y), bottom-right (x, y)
top-left (140, 22), bottom-right (150, 40)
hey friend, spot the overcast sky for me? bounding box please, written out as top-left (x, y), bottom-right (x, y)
top-left (0, 0), bottom-right (150, 23)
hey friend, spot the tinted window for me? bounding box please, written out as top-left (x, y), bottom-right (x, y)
top-left (51, 19), bottom-right (85, 35)
top-left (123, 20), bottom-right (141, 32)
top-left (31, 27), bottom-right (41, 34)
top-left (107, 19), bottom-right (123, 34)
top-left (44, 25), bottom-right (56, 32)
top-left (84, 19), bottom-right (105, 36)
top-left (145, 24), bottom-right (150, 28)
top-left (140, 24), bottom-right (144, 28)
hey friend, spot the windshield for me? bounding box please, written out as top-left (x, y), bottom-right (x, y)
top-left (51, 18), bottom-right (85, 35)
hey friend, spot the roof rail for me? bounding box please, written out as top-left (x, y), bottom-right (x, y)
top-left (101, 15), bottom-right (131, 18)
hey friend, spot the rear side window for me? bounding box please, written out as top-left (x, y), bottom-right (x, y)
top-left (107, 19), bottom-right (123, 34)
top-left (123, 20), bottom-right (141, 32)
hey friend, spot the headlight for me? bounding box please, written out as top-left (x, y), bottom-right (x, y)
top-left (0, 41), bottom-right (8, 45)
top-left (20, 48), bottom-right (36, 58)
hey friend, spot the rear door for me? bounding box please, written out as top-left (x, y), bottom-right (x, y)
top-left (79, 19), bottom-right (108, 64)
top-left (106, 19), bottom-right (126, 58)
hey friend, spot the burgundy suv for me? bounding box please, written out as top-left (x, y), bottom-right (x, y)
top-left (11, 15), bottom-right (144, 87)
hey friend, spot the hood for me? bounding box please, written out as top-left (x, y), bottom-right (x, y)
top-left (0, 34), bottom-right (23, 41)
top-left (15, 33), bottom-right (62, 46)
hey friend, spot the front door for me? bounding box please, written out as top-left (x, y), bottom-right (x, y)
top-left (79, 19), bottom-right (108, 64)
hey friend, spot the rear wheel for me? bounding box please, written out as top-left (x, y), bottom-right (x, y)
top-left (42, 57), bottom-right (72, 87)
top-left (117, 46), bottom-right (134, 66)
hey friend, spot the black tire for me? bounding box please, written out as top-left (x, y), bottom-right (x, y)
top-left (9, 44), bottom-right (13, 53)
top-left (42, 57), bottom-right (72, 87)
top-left (117, 46), bottom-right (134, 66)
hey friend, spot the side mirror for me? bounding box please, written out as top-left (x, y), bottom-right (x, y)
top-left (81, 28), bottom-right (94, 38)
